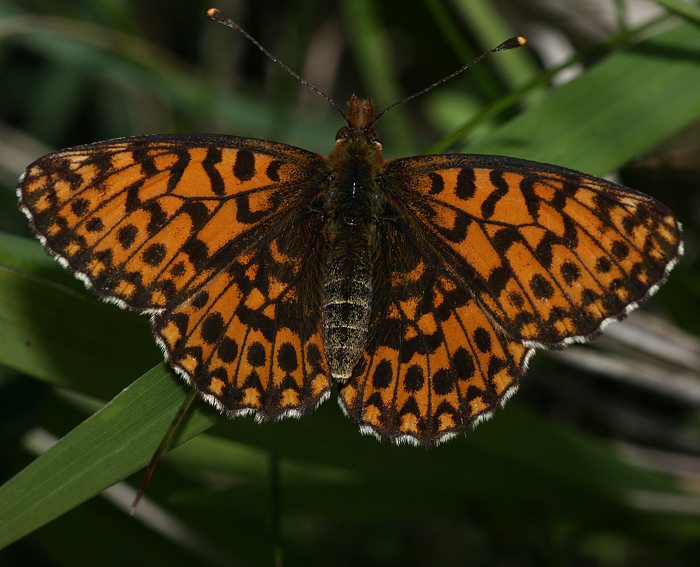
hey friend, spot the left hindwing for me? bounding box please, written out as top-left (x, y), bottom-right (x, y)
top-left (153, 214), bottom-right (331, 420)
top-left (383, 154), bottom-right (682, 347)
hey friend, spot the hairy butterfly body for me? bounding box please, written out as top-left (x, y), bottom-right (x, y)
top-left (323, 97), bottom-right (384, 382)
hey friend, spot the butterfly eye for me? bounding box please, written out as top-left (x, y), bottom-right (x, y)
top-left (366, 128), bottom-right (382, 146)
top-left (335, 127), bottom-right (350, 141)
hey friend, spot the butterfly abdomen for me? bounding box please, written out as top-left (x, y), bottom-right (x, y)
top-left (322, 148), bottom-right (384, 382)
top-left (322, 247), bottom-right (372, 382)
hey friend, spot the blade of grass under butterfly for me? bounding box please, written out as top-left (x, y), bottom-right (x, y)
top-left (0, 232), bottom-right (213, 545)
top-left (0, 363), bottom-right (217, 548)
top-left (131, 390), bottom-right (198, 513)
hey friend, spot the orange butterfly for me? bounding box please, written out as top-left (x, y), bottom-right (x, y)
top-left (17, 12), bottom-right (682, 446)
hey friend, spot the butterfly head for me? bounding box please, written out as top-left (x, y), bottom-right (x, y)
top-left (335, 95), bottom-right (383, 156)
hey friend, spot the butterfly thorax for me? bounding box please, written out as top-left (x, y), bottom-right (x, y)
top-left (321, 96), bottom-right (386, 383)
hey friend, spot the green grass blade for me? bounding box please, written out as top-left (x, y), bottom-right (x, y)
top-left (652, 0), bottom-right (700, 25)
top-left (0, 234), bottom-right (159, 396)
top-left (466, 22), bottom-right (700, 174)
top-left (451, 0), bottom-right (538, 88)
top-left (0, 365), bottom-right (217, 548)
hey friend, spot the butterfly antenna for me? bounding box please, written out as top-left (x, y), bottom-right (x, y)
top-left (207, 8), bottom-right (345, 119)
top-left (372, 35), bottom-right (527, 126)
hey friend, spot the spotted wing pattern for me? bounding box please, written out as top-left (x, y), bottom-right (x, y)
top-left (18, 135), bottom-right (325, 311)
top-left (386, 154), bottom-right (682, 348)
top-left (18, 134), bottom-right (331, 419)
top-left (18, 131), bottom-right (683, 444)
top-left (153, 220), bottom-right (331, 419)
top-left (339, 225), bottom-right (531, 445)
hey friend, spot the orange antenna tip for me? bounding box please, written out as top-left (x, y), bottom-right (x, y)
top-left (373, 33), bottom-right (528, 124)
top-left (495, 36), bottom-right (528, 51)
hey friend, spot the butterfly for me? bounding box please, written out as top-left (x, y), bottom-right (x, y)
top-left (17, 18), bottom-right (682, 448)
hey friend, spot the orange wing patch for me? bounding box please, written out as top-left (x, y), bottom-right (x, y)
top-left (339, 233), bottom-right (531, 446)
top-left (387, 154), bottom-right (682, 347)
top-left (18, 135), bottom-right (325, 311)
top-left (153, 226), bottom-right (331, 419)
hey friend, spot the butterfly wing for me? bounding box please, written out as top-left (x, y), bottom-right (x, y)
top-left (18, 134), bottom-right (325, 311)
top-left (383, 154), bottom-right (682, 348)
top-left (19, 134), bottom-right (332, 418)
top-left (153, 214), bottom-right (330, 419)
top-left (339, 222), bottom-right (531, 445)
top-left (340, 153), bottom-right (681, 445)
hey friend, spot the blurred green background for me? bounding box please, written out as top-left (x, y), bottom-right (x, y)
top-left (1, 1), bottom-right (700, 565)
